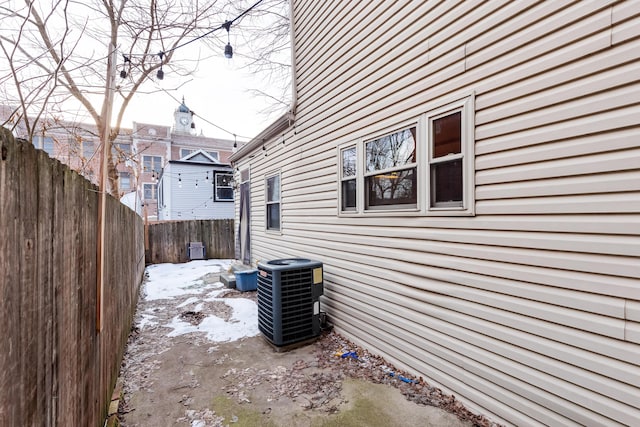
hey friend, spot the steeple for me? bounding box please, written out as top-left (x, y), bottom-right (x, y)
top-left (174, 96), bottom-right (194, 134)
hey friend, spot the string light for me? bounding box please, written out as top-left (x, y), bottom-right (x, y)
top-left (156, 51), bottom-right (165, 80)
top-left (178, 173), bottom-right (182, 188)
top-left (233, 134), bottom-right (237, 149)
top-left (223, 21), bottom-right (233, 59)
top-left (195, 179), bottom-right (198, 188)
top-left (120, 0), bottom-right (263, 81)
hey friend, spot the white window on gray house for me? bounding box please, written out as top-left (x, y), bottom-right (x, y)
top-left (365, 127), bottom-right (417, 209)
top-left (340, 145), bottom-right (357, 211)
top-left (119, 172), bottom-right (131, 191)
top-left (215, 172), bottom-right (234, 201)
top-left (143, 183), bottom-right (157, 200)
top-left (143, 155), bottom-right (162, 173)
top-left (265, 173), bottom-right (280, 231)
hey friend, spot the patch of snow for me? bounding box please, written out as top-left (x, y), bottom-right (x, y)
top-left (143, 260), bottom-right (259, 343)
top-left (144, 260), bottom-right (230, 301)
top-left (138, 314), bottom-right (158, 329)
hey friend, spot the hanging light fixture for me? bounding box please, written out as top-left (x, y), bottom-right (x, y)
top-left (120, 55), bottom-right (130, 79)
top-left (156, 51), bottom-right (165, 80)
top-left (223, 21), bottom-right (233, 59)
top-left (195, 179), bottom-right (198, 189)
top-left (233, 134), bottom-right (237, 149)
top-left (178, 173), bottom-right (182, 188)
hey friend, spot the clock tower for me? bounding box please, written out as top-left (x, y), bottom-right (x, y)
top-left (174, 97), bottom-right (194, 134)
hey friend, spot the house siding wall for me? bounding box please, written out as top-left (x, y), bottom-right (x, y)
top-left (234, 1), bottom-right (640, 425)
top-left (160, 163), bottom-right (234, 220)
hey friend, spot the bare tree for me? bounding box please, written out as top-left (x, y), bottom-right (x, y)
top-left (0, 0), bottom-right (232, 195)
top-left (221, 0), bottom-right (291, 117)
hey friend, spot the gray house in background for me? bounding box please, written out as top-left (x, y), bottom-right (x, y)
top-left (230, 1), bottom-right (640, 426)
top-left (157, 150), bottom-right (234, 220)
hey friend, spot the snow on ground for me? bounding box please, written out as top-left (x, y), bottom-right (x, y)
top-left (140, 259), bottom-right (260, 343)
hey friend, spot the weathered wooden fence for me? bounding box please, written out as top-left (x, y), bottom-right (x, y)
top-left (0, 128), bottom-right (145, 426)
top-left (146, 219), bottom-right (234, 264)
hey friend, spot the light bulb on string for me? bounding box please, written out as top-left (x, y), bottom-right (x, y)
top-left (195, 179), bottom-right (198, 189)
top-left (156, 51), bottom-right (165, 80)
top-left (178, 173), bottom-right (182, 188)
top-left (223, 21), bottom-right (233, 59)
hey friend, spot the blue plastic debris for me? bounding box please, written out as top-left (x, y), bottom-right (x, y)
top-left (341, 351), bottom-right (358, 360)
top-left (383, 366), bottom-right (419, 384)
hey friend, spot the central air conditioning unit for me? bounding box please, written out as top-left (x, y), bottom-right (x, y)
top-left (257, 258), bottom-right (323, 347)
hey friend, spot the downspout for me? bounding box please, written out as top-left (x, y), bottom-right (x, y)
top-left (287, 0), bottom-right (298, 124)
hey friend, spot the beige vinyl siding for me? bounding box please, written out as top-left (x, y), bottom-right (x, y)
top-left (234, 1), bottom-right (640, 425)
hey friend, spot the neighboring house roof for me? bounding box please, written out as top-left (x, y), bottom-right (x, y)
top-left (229, 112), bottom-right (292, 163)
top-left (179, 148), bottom-right (220, 163)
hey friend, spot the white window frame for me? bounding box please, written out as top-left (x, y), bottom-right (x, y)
top-left (207, 151), bottom-right (220, 162)
top-left (119, 172), bottom-right (131, 191)
top-left (143, 155), bottom-right (163, 173)
top-left (265, 171), bottom-right (281, 232)
top-left (338, 142), bottom-right (358, 213)
top-left (425, 96), bottom-right (475, 216)
top-left (336, 94), bottom-right (474, 217)
top-left (180, 148), bottom-right (194, 158)
top-left (143, 183), bottom-right (157, 200)
top-left (363, 124), bottom-right (419, 212)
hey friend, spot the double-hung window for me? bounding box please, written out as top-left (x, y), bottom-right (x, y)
top-left (215, 172), bottom-right (234, 201)
top-left (364, 127), bottom-right (417, 210)
top-left (338, 95), bottom-right (474, 216)
top-left (143, 155), bottom-right (163, 173)
top-left (265, 173), bottom-right (281, 231)
top-left (143, 183), bottom-right (157, 200)
top-left (340, 146), bottom-right (357, 211)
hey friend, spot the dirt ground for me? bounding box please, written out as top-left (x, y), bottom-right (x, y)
top-left (115, 268), bottom-right (497, 427)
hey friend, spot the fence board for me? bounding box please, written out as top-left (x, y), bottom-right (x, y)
top-left (0, 128), bottom-right (145, 426)
top-left (146, 219), bottom-right (235, 264)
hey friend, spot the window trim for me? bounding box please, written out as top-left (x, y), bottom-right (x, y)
top-left (336, 94), bottom-right (475, 217)
top-left (143, 183), bottom-right (157, 200)
top-left (142, 155), bottom-right (163, 173)
top-left (425, 96), bottom-right (475, 216)
top-left (338, 142), bottom-right (358, 213)
top-left (363, 124), bottom-right (419, 212)
top-left (214, 171), bottom-right (234, 202)
top-left (265, 171), bottom-right (281, 233)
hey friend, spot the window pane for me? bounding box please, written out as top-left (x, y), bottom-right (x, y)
top-left (216, 188), bottom-right (234, 201)
top-left (208, 151), bottom-right (219, 161)
top-left (119, 172), bottom-right (131, 190)
top-left (266, 204), bottom-right (280, 230)
top-left (433, 112), bottom-right (461, 158)
top-left (180, 149), bottom-right (193, 158)
top-left (342, 146), bottom-right (356, 177)
top-left (431, 159), bottom-right (462, 206)
top-left (216, 173), bottom-right (233, 186)
top-left (341, 179), bottom-right (356, 211)
top-left (366, 127), bottom-right (416, 172)
top-left (365, 167), bottom-right (417, 207)
top-left (144, 184), bottom-right (157, 200)
top-left (266, 175), bottom-right (280, 202)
